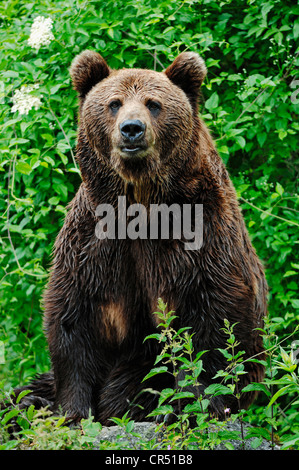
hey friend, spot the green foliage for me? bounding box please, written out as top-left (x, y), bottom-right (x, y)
top-left (143, 301), bottom-right (299, 450)
top-left (1, 301), bottom-right (299, 449)
top-left (0, 388), bottom-right (103, 450)
top-left (0, 0), bottom-right (298, 450)
top-left (243, 318), bottom-right (299, 449)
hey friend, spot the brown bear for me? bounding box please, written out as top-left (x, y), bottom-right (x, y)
top-left (13, 50), bottom-right (267, 424)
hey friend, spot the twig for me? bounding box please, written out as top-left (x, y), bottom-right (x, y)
top-left (234, 86), bottom-right (271, 127)
top-left (239, 197), bottom-right (299, 227)
top-left (121, 30), bottom-right (165, 70)
top-left (146, 50), bottom-right (165, 70)
top-left (6, 160), bottom-right (23, 273)
top-left (276, 205), bottom-right (299, 214)
top-left (6, 160), bottom-right (46, 279)
top-left (5, 128), bottom-right (47, 279)
top-left (47, 101), bottom-right (78, 169)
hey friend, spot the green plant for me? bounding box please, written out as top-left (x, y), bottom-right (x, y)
top-left (143, 298), bottom-right (210, 449)
top-left (143, 300), bottom-right (250, 450)
top-left (243, 319), bottom-right (299, 449)
top-left (108, 412), bottom-right (160, 450)
top-left (0, 0), bottom-right (298, 450)
top-left (1, 301), bottom-right (298, 450)
top-left (204, 319), bottom-right (248, 449)
top-left (0, 387), bottom-right (104, 450)
top-left (143, 300), bottom-right (299, 450)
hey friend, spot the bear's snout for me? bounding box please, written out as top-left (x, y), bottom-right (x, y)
top-left (119, 119), bottom-right (147, 156)
top-left (120, 119), bottom-right (146, 142)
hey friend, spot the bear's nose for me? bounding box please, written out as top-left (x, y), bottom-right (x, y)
top-left (119, 119), bottom-right (146, 142)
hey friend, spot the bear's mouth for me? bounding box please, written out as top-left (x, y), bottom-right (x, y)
top-left (120, 144), bottom-right (147, 157)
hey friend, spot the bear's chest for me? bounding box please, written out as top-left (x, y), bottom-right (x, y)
top-left (90, 238), bottom-right (201, 333)
top-left (78, 234), bottom-right (205, 346)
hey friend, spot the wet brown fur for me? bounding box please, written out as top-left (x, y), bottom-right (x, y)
top-left (13, 51), bottom-right (267, 424)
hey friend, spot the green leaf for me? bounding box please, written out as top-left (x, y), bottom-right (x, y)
top-left (184, 399), bottom-right (209, 414)
top-left (1, 408), bottom-right (20, 425)
top-left (193, 360), bottom-right (204, 378)
top-left (275, 182), bottom-right (284, 196)
top-left (205, 92), bottom-right (219, 111)
top-left (176, 326), bottom-right (191, 335)
top-left (16, 161), bottom-right (32, 175)
top-left (41, 133), bottom-right (54, 146)
top-left (283, 271), bottom-right (297, 277)
top-left (143, 333), bottom-right (161, 342)
top-left (49, 196), bottom-right (60, 205)
top-left (107, 28), bottom-right (114, 39)
top-left (125, 420), bottom-right (135, 433)
top-left (142, 366), bottom-right (168, 382)
top-left (278, 130), bottom-right (287, 140)
top-left (224, 442), bottom-right (235, 450)
top-left (251, 437), bottom-right (264, 449)
top-left (235, 135), bottom-right (246, 148)
top-left (281, 436), bottom-right (299, 450)
top-left (257, 133), bottom-right (267, 147)
top-left (242, 383), bottom-right (271, 397)
top-left (170, 391), bottom-right (195, 401)
top-left (158, 388), bottom-right (175, 406)
top-left (16, 389), bottom-right (32, 404)
top-left (56, 416), bottom-right (66, 427)
top-left (218, 348), bottom-right (233, 361)
top-left (293, 19), bottom-right (299, 39)
top-left (267, 385), bottom-right (292, 408)
top-left (9, 138), bottom-right (29, 146)
top-left (204, 384), bottom-right (233, 396)
top-left (147, 405), bottom-right (173, 417)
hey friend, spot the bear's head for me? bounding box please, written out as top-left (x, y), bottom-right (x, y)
top-left (70, 51), bottom-right (207, 183)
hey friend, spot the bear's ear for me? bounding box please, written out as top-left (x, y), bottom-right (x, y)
top-left (70, 50), bottom-right (110, 98)
top-left (165, 52), bottom-right (207, 112)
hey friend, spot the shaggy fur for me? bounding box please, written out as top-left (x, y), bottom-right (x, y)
top-left (13, 51), bottom-right (267, 424)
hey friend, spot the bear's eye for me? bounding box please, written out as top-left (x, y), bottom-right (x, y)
top-left (109, 100), bottom-right (122, 113)
top-left (146, 100), bottom-right (161, 116)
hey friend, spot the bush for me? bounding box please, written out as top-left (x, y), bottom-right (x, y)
top-left (0, 0), bottom-right (298, 449)
top-left (1, 300), bottom-right (298, 449)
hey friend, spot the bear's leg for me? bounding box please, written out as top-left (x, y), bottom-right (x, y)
top-left (10, 371), bottom-right (55, 410)
top-left (96, 357), bottom-right (173, 425)
top-left (51, 339), bottom-right (99, 421)
top-left (45, 282), bottom-right (103, 420)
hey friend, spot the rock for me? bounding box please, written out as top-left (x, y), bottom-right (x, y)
top-left (94, 420), bottom-right (280, 450)
top-left (95, 422), bottom-right (158, 450)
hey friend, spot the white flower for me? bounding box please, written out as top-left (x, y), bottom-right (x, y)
top-left (28, 16), bottom-right (54, 51)
top-left (11, 84), bottom-right (41, 115)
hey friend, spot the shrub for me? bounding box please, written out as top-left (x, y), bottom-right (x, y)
top-left (0, 0), bottom-right (298, 449)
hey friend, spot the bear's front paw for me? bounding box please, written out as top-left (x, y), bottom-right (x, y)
top-left (18, 394), bottom-right (54, 411)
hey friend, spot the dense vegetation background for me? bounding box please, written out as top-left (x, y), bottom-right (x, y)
top-left (0, 0), bottom-right (298, 449)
